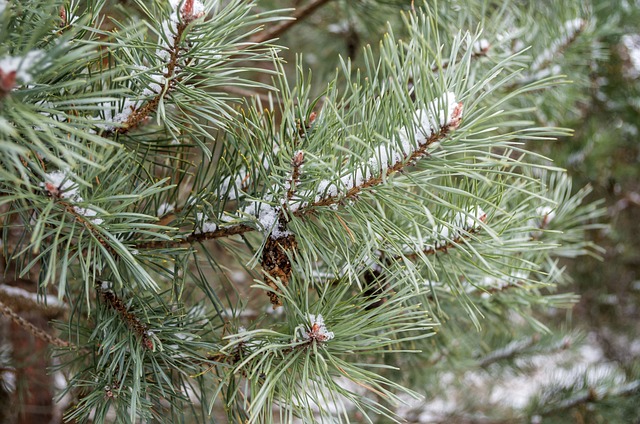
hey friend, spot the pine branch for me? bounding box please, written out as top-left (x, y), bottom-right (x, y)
top-left (296, 101), bottom-right (464, 215)
top-left (114, 6), bottom-right (195, 135)
top-left (131, 100), bottom-right (463, 249)
top-left (431, 38), bottom-right (491, 72)
top-left (402, 220), bottom-right (485, 262)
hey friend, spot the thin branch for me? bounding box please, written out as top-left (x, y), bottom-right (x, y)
top-left (0, 299), bottom-right (70, 349)
top-left (284, 150), bottom-right (304, 209)
top-left (300, 110), bottom-right (462, 214)
top-left (115, 21), bottom-right (188, 135)
top-left (97, 282), bottom-right (154, 350)
top-left (250, 0), bottom-right (334, 44)
top-left (539, 380), bottom-right (640, 417)
top-left (477, 334), bottom-right (540, 368)
top-left (0, 283), bottom-right (67, 319)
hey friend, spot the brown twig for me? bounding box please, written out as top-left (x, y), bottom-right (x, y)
top-left (0, 299), bottom-right (71, 349)
top-left (250, 0), bottom-right (334, 44)
top-left (116, 20), bottom-right (188, 135)
top-left (97, 283), bottom-right (154, 350)
top-left (301, 103), bottom-right (464, 214)
top-left (285, 150), bottom-right (305, 207)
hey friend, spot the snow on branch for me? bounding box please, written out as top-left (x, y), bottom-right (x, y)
top-left (621, 34), bottom-right (640, 79)
top-left (194, 212), bottom-right (217, 235)
top-left (0, 50), bottom-right (45, 96)
top-left (0, 284), bottom-right (67, 318)
top-left (136, 93), bottom-right (464, 250)
top-left (531, 19), bottom-right (586, 72)
top-left (530, 205), bottom-right (557, 239)
top-left (170, 0), bottom-right (205, 23)
top-left (296, 92), bottom-right (463, 213)
top-left (393, 205), bottom-right (488, 262)
top-left (41, 169), bottom-right (103, 225)
top-left (111, 0), bottom-right (206, 134)
top-left (296, 314), bottom-right (335, 343)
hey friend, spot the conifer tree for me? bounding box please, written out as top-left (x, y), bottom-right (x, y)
top-left (0, 0), bottom-right (630, 423)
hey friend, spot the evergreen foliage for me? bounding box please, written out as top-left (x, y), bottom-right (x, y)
top-left (0, 0), bottom-right (633, 423)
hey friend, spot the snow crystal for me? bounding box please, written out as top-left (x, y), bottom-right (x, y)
top-left (74, 206), bottom-right (103, 225)
top-left (564, 18), bottom-right (585, 34)
top-left (1, 368), bottom-right (15, 393)
top-left (536, 205), bottom-right (556, 225)
top-left (430, 205), bottom-right (486, 248)
top-left (157, 202), bottom-right (175, 216)
top-left (111, 98), bottom-right (139, 125)
top-left (622, 34), bottom-right (640, 79)
top-left (452, 206), bottom-right (487, 230)
top-left (218, 171), bottom-right (248, 200)
top-left (41, 170), bottom-right (103, 224)
top-left (529, 206), bottom-right (555, 235)
top-left (404, 91), bottom-right (460, 147)
top-left (256, 204), bottom-right (277, 232)
top-left (0, 50), bottom-right (45, 85)
top-left (241, 200), bottom-right (292, 238)
top-left (137, 65), bottom-right (167, 97)
top-left (299, 313), bottom-right (334, 342)
top-left (42, 169), bottom-right (78, 199)
top-left (314, 180), bottom-right (339, 203)
top-left (168, 0), bottom-right (205, 21)
top-left (194, 212), bottom-right (217, 234)
top-left (340, 168), bottom-right (368, 190)
top-left (473, 39), bottom-right (490, 55)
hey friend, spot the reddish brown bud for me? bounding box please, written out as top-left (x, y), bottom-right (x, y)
top-left (292, 150), bottom-right (304, 168)
top-left (59, 6), bottom-right (67, 26)
top-left (449, 102), bottom-right (464, 130)
top-left (0, 69), bottom-right (17, 94)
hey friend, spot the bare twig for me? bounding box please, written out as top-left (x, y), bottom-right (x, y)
top-left (0, 299), bottom-right (70, 349)
top-left (250, 0), bottom-right (334, 44)
top-left (0, 283), bottom-right (67, 319)
top-left (116, 20), bottom-right (188, 135)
